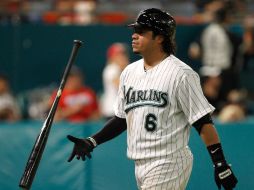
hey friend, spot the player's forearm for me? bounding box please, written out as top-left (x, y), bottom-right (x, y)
top-left (92, 116), bottom-right (127, 146)
top-left (200, 124), bottom-right (220, 146)
top-left (200, 124), bottom-right (227, 166)
top-left (193, 116), bottom-right (225, 164)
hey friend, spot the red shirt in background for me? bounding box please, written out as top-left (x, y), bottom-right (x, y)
top-left (51, 87), bottom-right (99, 122)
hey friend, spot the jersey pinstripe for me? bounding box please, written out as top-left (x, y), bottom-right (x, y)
top-left (115, 55), bottom-right (215, 160)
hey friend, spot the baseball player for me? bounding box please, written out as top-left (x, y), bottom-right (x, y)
top-left (67, 8), bottom-right (238, 190)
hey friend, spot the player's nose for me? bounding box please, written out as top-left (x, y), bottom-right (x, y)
top-left (132, 33), bottom-right (138, 39)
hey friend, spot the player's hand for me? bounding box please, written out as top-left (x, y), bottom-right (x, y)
top-left (214, 162), bottom-right (238, 190)
top-left (67, 135), bottom-right (94, 162)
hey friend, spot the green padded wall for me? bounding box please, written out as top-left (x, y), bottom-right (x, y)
top-left (0, 120), bottom-right (253, 189)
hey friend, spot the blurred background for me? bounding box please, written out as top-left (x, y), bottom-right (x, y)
top-left (0, 0), bottom-right (254, 189)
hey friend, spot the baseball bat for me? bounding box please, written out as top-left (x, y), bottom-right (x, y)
top-left (19, 40), bottom-right (83, 190)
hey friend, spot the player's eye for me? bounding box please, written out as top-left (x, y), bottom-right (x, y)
top-left (133, 27), bottom-right (148, 34)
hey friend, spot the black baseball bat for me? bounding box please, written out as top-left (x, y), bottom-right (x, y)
top-left (19, 40), bottom-right (83, 190)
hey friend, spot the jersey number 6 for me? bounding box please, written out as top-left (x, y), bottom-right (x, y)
top-left (145, 113), bottom-right (157, 132)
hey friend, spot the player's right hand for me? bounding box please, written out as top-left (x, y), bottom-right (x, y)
top-left (67, 135), bottom-right (94, 162)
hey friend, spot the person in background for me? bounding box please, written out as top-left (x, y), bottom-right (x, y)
top-left (242, 15), bottom-right (254, 71)
top-left (49, 66), bottom-right (100, 123)
top-left (100, 43), bottom-right (129, 120)
top-left (218, 89), bottom-right (247, 123)
top-left (199, 66), bottom-right (222, 114)
top-left (189, 6), bottom-right (241, 112)
top-left (0, 74), bottom-right (21, 122)
top-left (193, 0), bottom-right (225, 23)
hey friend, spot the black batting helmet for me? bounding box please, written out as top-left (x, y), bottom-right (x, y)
top-left (128, 8), bottom-right (177, 54)
top-left (128, 8), bottom-right (176, 38)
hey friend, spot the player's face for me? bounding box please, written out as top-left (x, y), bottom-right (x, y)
top-left (131, 27), bottom-right (158, 55)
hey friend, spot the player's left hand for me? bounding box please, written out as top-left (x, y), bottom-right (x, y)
top-left (214, 162), bottom-right (238, 190)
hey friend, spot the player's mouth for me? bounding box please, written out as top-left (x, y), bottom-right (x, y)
top-left (132, 42), bottom-right (138, 47)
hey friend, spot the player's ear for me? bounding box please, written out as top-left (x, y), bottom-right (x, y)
top-left (155, 35), bottom-right (164, 44)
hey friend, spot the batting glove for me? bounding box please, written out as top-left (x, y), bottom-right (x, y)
top-left (207, 143), bottom-right (238, 190)
top-left (214, 161), bottom-right (238, 190)
top-left (67, 135), bottom-right (96, 162)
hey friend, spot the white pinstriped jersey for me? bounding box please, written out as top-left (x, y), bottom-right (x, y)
top-left (115, 55), bottom-right (215, 160)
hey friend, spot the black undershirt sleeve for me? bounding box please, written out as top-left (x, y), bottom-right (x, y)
top-left (192, 113), bottom-right (214, 134)
top-left (92, 116), bottom-right (127, 145)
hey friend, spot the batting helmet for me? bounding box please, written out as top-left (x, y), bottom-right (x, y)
top-left (128, 8), bottom-right (176, 38)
